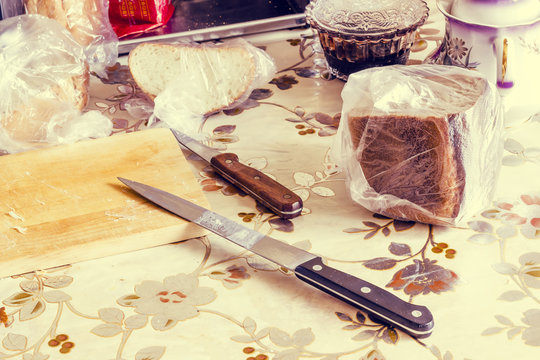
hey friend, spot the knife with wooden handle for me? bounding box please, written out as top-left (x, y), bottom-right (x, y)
top-left (171, 129), bottom-right (302, 219)
top-left (117, 178), bottom-right (435, 338)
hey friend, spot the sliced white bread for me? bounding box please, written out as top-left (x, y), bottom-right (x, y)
top-left (128, 42), bottom-right (259, 115)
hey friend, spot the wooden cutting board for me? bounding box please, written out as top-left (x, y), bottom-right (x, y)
top-left (0, 128), bottom-right (209, 279)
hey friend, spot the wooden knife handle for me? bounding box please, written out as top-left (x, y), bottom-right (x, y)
top-left (210, 153), bottom-right (303, 219)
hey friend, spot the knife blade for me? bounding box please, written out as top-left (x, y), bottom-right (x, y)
top-left (117, 177), bottom-right (434, 338)
top-left (170, 129), bottom-right (302, 219)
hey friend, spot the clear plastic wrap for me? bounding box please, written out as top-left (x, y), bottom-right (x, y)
top-left (24, 0), bottom-right (119, 78)
top-left (128, 38), bottom-right (277, 138)
top-left (333, 64), bottom-right (505, 226)
top-left (0, 15), bottom-right (112, 154)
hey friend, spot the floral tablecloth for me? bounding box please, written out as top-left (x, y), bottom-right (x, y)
top-left (2, 1), bottom-right (540, 359)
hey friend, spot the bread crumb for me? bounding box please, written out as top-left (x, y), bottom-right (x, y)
top-left (7, 208), bottom-right (24, 221)
top-left (11, 226), bottom-right (27, 234)
top-left (105, 211), bottom-right (136, 221)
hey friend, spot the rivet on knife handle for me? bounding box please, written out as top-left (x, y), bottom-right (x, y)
top-left (210, 152), bottom-right (303, 219)
top-left (295, 257), bottom-right (434, 338)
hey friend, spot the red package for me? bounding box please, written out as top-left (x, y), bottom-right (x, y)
top-left (109, 0), bottom-right (175, 38)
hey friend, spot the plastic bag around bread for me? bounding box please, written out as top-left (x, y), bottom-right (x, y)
top-left (333, 64), bottom-right (504, 226)
top-left (24, 0), bottom-right (119, 78)
top-left (0, 15), bottom-right (112, 154)
top-left (128, 38), bottom-right (277, 137)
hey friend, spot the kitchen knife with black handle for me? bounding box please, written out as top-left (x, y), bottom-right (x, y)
top-left (117, 177), bottom-right (434, 338)
top-left (171, 129), bottom-right (302, 219)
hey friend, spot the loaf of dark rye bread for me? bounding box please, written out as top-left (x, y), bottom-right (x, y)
top-left (340, 65), bottom-right (503, 226)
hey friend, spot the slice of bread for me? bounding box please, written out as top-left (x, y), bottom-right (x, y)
top-left (128, 42), bottom-right (258, 115)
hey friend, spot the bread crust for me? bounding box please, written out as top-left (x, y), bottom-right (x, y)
top-left (55, 62), bottom-right (90, 111)
top-left (24, 0), bottom-right (69, 29)
top-left (24, 0), bottom-right (105, 47)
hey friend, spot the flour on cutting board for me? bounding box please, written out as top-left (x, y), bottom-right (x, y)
top-left (105, 211), bottom-right (137, 221)
top-left (104, 199), bottom-right (145, 222)
top-left (22, 171), bottom-right (82, 200)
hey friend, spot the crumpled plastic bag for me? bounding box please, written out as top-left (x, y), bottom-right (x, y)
top-left (24, 0), bottom-right (119, 78)
top-left (0, 15), bottom-right (112, 154)
top-left (142, 39), bottom-right (277, 138)
top-left (333, 64), bottom-right (504, 226)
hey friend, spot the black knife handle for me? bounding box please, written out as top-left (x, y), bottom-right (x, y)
top-left (210, 153), bottom-right (303, 219)
top-left (294, 257), bottom-right (434, 338)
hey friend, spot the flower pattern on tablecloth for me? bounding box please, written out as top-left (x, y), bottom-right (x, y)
top-left (342, 216), bottom-right (458, 302)
top-left (336, 311), bottom-right (400, 345)
top-left (2, 273), bottom-right (73, 322)
top-left (503, 136), bottom-right (540, 167)
top-left (469, 193), bottom-right (540, 241)
top-left (224, 79), bottom-right (341, 138)
top-left (466, 193), bottom-right (540, 347)
top-left (117, 273), bottom-right (216, 331)
top-left (208, 265), bottom-right (251, 289)
top-left (386, 259), bottom-right (458, 297)
top-left (1, 271), bottom-right (79, 359)
top-left (1, 306), bottom-right (11, 327)
top-left (494, 195), bottom-right (540, 239)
